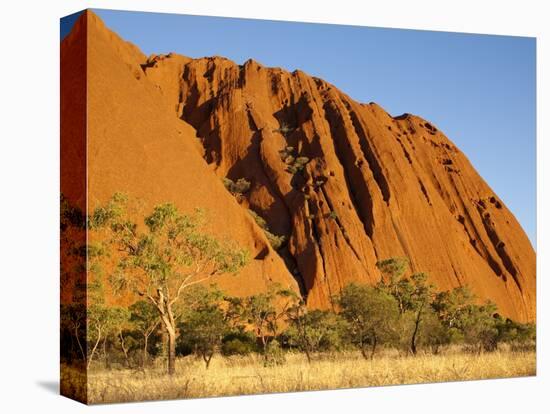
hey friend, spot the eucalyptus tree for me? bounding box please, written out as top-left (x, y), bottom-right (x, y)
top-left (94, 194), bottom-right (249, 375)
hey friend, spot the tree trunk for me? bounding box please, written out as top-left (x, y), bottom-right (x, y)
top-left (370, 334), bottom-right (378, 360)
top-left (87, 326), bottom-right (102, 370)
top-left (148, 290), bottom-right (178, 375)
top-left (119, 331), bottom-right (131, 368)
top-left (203, 353), bottom-right (213, 369)
top-left (143, 334), bottom-right (149, 368)
top-left (167, 328), bottom-right (176, 375)
top-left (411, 303), bottom-right (424, 355)
top-left (103, 337), bottom-right (110, 369)
top-left (74, 325), bottom-right (86, 361)
top-left (304, 347), bottom-right (312, 364)
top-left (261, 335), bottom-right (269, 361)
top-left (360, 341), bottom-right (369, 360)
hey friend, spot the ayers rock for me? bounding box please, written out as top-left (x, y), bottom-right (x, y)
top-left (61, 11), bottom-right (536, 322)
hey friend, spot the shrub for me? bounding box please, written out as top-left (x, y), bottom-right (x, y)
top-left (223, 177), bottom-right (251, 195)
top-left (248, 209), bottom-right (268, 230)
top-left (286, 308), bottom-right (348, 362)
top-left (459, 302), bottom-right (500, 352)
top-left (279, 146), bottom-right (294, 160)
top-left (336, 284), bottom-right (399, 359)
top-left (248, 209), bottom-right (287, 250)
top-left (179, 286), bottom-right (230, 368)
top-left (314, 177), bottom-right (327, 187)
top-left (264, 340), bottom-right (286, 366)
top-left (295, 157), bottom-right (310, 167)
top-left (279, 146), bottom-right (310, 174)
top-left (221, 332), bottom-right (258, 356)
top-left (273, 122), bottom-right (294, 137)
top-left (266, 232), bottom-right (287, 250)
top-left (286, 156), bottom-right (310, 174)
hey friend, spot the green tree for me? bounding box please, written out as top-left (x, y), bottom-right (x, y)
top-left (179, 286), bottom-right (229, 368)
top-left (97, 194), bottom-right (249, 375)
top-left (403, 273), bottom-right (436, 355)
top-left (410, 307), bottom-right (449, 354)
top-left (286, 303), bottom-right (346, 363)
top-left (377, 258), bottom-right (437, 355)
top-left (221, 332), bottom-right (258, 356)
top-left (337, 283), bottom-right (399, 359)
top-left (495, 317), bottom-right (536, 347)
top-left (238, 285), bottom-right (298, 360)
top-left (376, 257), bottom-right (411, 314)
top-left (431, 286), bottom-right (474, 345)
top-left (460, 302), bottom-right (499, 353)
top-left (60, 303), bottom-right (87, 362)
top-left (129, 300), bottom-right (160, 367)
top-left (432, 287), bottom-right (473, 330)
top-left (86, 305), bottom-right (130, 369)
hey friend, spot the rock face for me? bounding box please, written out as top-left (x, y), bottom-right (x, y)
top-left (62, 11), bottom-right (300, 300)
top-left (62, 11), bottom-right (535, 321)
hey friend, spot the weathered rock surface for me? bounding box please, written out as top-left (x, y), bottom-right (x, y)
top-left (62, 11), bottom-right (535, 321)
top-left (62, 11), bottom-right (300, 300)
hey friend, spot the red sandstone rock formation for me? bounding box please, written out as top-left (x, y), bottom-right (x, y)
top-left (61, 11), bottom-right (535, 321)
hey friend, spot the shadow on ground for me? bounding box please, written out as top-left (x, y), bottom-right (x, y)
top-left (37, 381), bottom-right (59, 394)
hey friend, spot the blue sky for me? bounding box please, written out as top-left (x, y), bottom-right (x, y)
top-left (72, 9), bottom-right (537, 247)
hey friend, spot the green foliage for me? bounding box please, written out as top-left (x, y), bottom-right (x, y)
top-left (66, 233), bottom-right (535, 371)
top-left (60, 303), bottom-right (87, 362)
top-left (179, 286), bottom-right (229, 368)
top-left (248, 209), bottom-right (268, 230)
top-left (278, 146), bottom-right (310, 174)
top-left (223, 177), bottom-right (251, 196)
top-left (295, 156), bottom-right (310, 166)
top-left (91, 193), bottom-right (249, 375)
top-left (129, 301), bottom-right (159, 333)
top-left (237, 285), bottom-right (299, 356)
top-left (221, 332), bottom-right (258, 356)
top-left (376, 257), bottom-right (409, 285)
top-left (273, 122), bottom-right (294, 137)
top-left (286, 306), bottom-right (348, 362)
top-left (337, 283), bottom-right (399, 359)
top-left (496, 318), bottom-right (536, 345)
top-left (327, 211), bottom-right (338, 220)
top-left (286, 157), bottom-right (310, 174)
top-left (248, 209), bottom-right (287, 250)
top-left (278, 146), bottom-right (295, 162)
top-left (86, 304), bottom-right (130, 368)
top-left (265, 232), bottom-right (287, 251)
top-left (87, 305), bottom-right (130, 341)
top-left (431, 285), bottom-right (535, 352)
top-left (129, 300), bottom-right (161, 366)
top-left (459, 302), bottom-right (499, 352)
top-left (414, 309), bottom-right (450, 353)
top-left (382, 270), bottom-right (436, 354)
top-left (105, 199), bottom-right (249, 297)
top-left (88, 192), bottom-right (128, 230)
top-left (432, 287), bottom-right (474, 329)
top-left (264, 340), bottom-right (286, 366)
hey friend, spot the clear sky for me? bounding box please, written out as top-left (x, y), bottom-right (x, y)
top-left (82, 9), bottom-right (536, 247)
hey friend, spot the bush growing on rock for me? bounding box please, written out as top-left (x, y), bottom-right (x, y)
top-left (223, 177), bottom-right (251, 195)
top-left (248, 209), bottom-right (287, 250)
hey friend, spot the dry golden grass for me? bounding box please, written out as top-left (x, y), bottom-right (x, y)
top-left (72, 347), bottom-right (535, 404)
